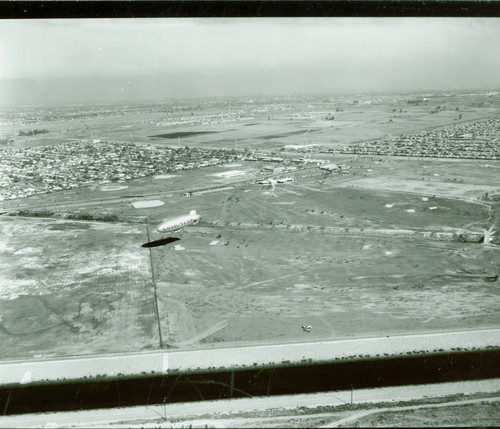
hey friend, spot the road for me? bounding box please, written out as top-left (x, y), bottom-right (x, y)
top-left (0, 328), bottom-right (499, 388)
top-left (1, 379), bottom-right (499, 428)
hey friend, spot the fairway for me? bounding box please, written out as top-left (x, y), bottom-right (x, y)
top-left (224, 181), bottom-right (491, 232)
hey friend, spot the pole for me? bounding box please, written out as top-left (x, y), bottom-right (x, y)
top-left (147, 219), bottom-right (163, 349)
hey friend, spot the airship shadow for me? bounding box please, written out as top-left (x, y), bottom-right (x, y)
top-left (142, 237), bottom-right (180, 248)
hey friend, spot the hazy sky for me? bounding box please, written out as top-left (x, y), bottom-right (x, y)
top-left (1, 18), bottom-right (499, 103)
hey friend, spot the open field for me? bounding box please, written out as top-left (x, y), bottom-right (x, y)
top-left (337, 177), bottom-right (499, 200)
top-left (0, 217), bottom-right (159, 359)
top-left (151, 227), bottom-right (499, 347)
top-left (4, 155), bottom-right (494, 235)
top-left (224, 180), bottom-right (491, 232)
top-left (1, 92), bottom-right (499, 361)
top-left (2, 180), bottom-right (498, 357)
top-left (2, 92), bottom-right (498, 153)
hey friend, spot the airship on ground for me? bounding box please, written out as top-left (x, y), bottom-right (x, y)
top-left (157, 210), bottom-right (201, 233)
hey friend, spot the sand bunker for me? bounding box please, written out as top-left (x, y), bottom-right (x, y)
top-left (422, 197), bottom-right (429, 201)
top-left (174, 245), bottom-right (185, 251)
top-left (101, 185), bottom-right (128, 192)
top-left (211, 170), bottom-right (246, 178)
top-left (154, 174), bottom-right (177, 180)
top-left (429, 206), bottom-right (438, 210)
top-left (406, 209), bottom-right (416, 213)
top-left (209, 240), bottom-right (219, 246)
top-left (385, 203), bottom-right (395, 208)
top-left (222, 163), bottom-right (242, 168)
top-left (132, 200), bottom-right (165, 209)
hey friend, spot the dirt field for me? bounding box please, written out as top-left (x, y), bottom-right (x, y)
top-left (150, 227), bottom-right (499, 347)
top-left (346, 401), bottom-right (500, 427)
top-left (0, 217), bottom-right (159, 359)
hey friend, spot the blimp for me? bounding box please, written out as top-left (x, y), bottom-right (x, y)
top-left (157, 210), bottom-right (201, 233)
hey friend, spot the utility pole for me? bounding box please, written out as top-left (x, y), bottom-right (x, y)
top-left (146, 218), bottom-right (163, 349)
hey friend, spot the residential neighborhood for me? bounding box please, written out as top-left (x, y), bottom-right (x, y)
top-left (334, 118), bottom-right (500, 159)
top-left (0, 140), bottom-right (240, 201)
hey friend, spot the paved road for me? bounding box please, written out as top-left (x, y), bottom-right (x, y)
top-left (1, 379), bottom-right (499, 428)
top-left (0, 328), bottom-right (499, 387)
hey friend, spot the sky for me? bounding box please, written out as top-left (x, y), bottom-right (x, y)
top-left (1, 18), bottom-right (499, 104)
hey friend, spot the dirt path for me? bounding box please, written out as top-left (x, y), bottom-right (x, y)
top-left (175, 320), bottom-right (229, 348)
top-left (236, 268), bottom-right (313, 291)
top-left (319, 396), bottom-right (500, 428)
top-left (155, 293), bottom-right (197, 345)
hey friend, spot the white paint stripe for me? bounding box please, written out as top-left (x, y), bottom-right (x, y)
top-left (162, 353), bottom-right (168, 373)
top-left (20, 370), bottom-right (31, 385)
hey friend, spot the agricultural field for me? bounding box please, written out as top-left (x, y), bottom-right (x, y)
top-left (2, 92), bottom-right (498, 153)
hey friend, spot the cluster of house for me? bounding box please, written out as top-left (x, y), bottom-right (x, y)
top-left (0, 140), bottom-right (240, 201)
top-left (244, 153), bottom-right (334, 167)
top-left (258, 177), bottom-right (294, 185)
top-left (336, 118), bottom-right (500, 159)
top-left (154, 112), bottom-right (255, 128)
